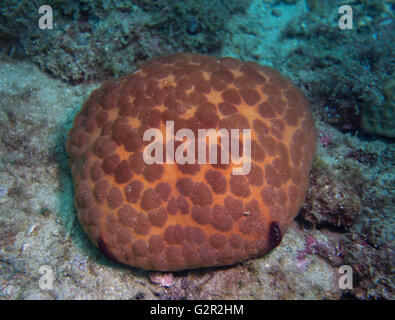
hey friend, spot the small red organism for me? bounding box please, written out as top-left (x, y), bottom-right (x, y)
top-left (320, 132), bottom-right (332, 147)
top-left (149, 272), bottom-right (175, 287)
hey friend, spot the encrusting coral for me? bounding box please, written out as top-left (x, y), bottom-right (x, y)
top-left (66, 53), bottom-right (316, 271)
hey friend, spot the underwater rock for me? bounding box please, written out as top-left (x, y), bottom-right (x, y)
top-left (361, 76), bottom-right (395, 139)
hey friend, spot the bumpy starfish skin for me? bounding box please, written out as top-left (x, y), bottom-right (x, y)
top-left (66, 53), bottom-right (316, 271)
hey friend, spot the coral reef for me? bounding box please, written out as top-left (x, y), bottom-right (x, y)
top-left (0, 0), bottom-right (250, 83)
top-left (361, 76), bottom-right (395, 138)
top-left (301, 160), bottom-right (362, 231)
top-left (0, 0), bottom-right (393, 300)
top-left (297, 119), bottom-right (394, 299)
top-left (280, 0), bottom-right (395, 138)
top-left (132, 0), bottom-right (250, 53)
top-left (66, 53), bottom-right (316, 271)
